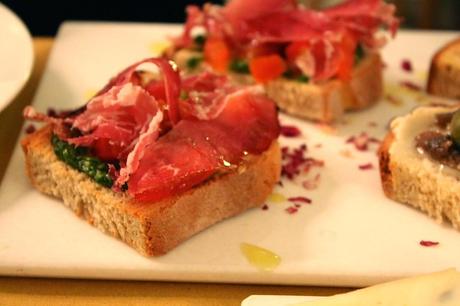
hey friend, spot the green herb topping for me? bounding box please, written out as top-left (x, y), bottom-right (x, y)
top-left (193, 35), bottom-right (206, 48)
top-left (283, 69), bottom-right (309, 83)
top-left (180, 90), bottom-right (189, 100)
top-left (296, 74), bottom-right (309, 83)
top-left (186, 56), bottom-right (203, 69)
top-left (230, 59), bottom-right (250, 74)
top-left (51, 134), bottom-right (113, 188)
top-left (355, 44), bottom-right (365, 65)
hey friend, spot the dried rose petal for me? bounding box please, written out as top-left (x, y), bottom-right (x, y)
top-left (285, 206), bottom-right (298, 214)
top-left (346, 132), bottom-right (380, 151)
top-left (25, 124), bottom-right (36, 134)
top-left (280, 125), bottom-right (301, 137)
top-left (288, 196), bottom-right (312, 204)
top-left (400, 81), bottom-right (422, 91)
top-left (401, 59), bottom-right (413, 72)
top-left (359, 163), bottom-right (374, 170)
top-left (420, 240), bottom-right (439, 247)
top-left (261, 204), bottom-right (269, 211)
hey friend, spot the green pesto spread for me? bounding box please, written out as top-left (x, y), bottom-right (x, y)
top-left (51, 134), bottom-right (113, 188)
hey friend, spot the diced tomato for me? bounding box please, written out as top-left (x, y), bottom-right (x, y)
top-left (285, 41), bottom-right (309, 63)
top-left (336, 32), bottom-right (357, 81)
top-left (249, 54), bottom-right (287, 83)
top-left (246, 43), bottom-right (280, 59)
top-left (204, 38), bottom-right (231, 73)
top-left (92, 138), bottom-right (124, 161)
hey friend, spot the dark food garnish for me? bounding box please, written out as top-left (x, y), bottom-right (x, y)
top-left (296, 75), bottom-right (309, 83)
top-left (283, 69), bottom-right (309, 83)
top-left (51, 134), bottom-right (113, 188)
top-left (354, 44), bottom-right (365, 65)
top-left (229, 59), bottom-right (250, 74)
top-left (449, 110), bottom-right (460, 146)
top-left (401, 59), bottom-right (413, 72)
top-left (186, 56), bottom-right (203, 69)
top-left (436, 112), bottom-right (454, 130)
top-left (193, 35), bottom-right (206, 48)
top-left (416, 131), bottom-right (460, 169)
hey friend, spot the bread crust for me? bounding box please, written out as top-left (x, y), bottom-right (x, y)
top-left (378, 108), bottom-right (460, 230)
top-left (21, 125), bottom-right (281, 256)
top-left (172, 50), bottom-right (383, 122)
top-left (377, 131), bottom-right (395, 199)
top-left (427, 37), bottom-right (460, 99)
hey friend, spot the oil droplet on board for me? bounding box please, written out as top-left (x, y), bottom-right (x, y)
top-left (268, 192), bottom-right (286, 203)
top-left (149, 41), bottom-right (171, 55)
top-left (240, 243), bottom-right (281, 272)
top-left (84, 89), bottom-right (98, 101)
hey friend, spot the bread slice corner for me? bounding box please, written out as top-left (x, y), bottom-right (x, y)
top-left (21, 125), bottom-right (281, 256)
top-left (427, 37), bottom-right (460, 99)
top-left (378, 106), bottom-right (460, 230)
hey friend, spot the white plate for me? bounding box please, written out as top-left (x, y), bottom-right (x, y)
top-left (242, 295), bottom-right (319, 306)
top-left (0, 3), bottom-right (33, 112)
top-left (0, 22), bottom-right (460, 286)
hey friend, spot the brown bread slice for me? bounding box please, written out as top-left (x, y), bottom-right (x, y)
top-left (22, 125), bottom-right (281, 256)
top-left (427, 37), bottom-right (460, 99)
top-left (378, 106), bottom-right (460, 230)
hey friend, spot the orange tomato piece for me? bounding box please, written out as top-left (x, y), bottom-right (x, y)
top-left (249, 54), bottom-right (287, 83)
top-left (204, 38), bottom-right (231, 73)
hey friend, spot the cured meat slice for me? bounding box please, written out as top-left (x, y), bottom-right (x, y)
top-left (174, 0), bottom-right (399, 80)
top-left (128, 89), bottom-right (279, 201)
top-left (24, 57), bottom-right (280, 203)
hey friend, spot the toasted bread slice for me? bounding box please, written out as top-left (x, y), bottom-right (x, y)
top-left (173, 50), bottom-right (383, 122)
top-left (427, 37), bottom-right (460, 99)
top-left (22, 125), bottom-right (281, 256)
top-left (378, 106), bottom-right (460, 230)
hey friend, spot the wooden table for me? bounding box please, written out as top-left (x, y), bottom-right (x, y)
top-left (0, 38), bottom-right (351, 306)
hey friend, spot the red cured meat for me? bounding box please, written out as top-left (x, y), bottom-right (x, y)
top-left (128, 89), bottom-right (279, 201)
top-left (175, 0), bottom-right (399, 80)
top-left (25, 58), bottom-right (280, 203)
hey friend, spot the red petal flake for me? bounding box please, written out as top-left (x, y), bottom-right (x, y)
top-left (25, 124), bottom-right (36, 134)
top-left (420, 240), bottom-right (439, 247)
top-left (261, 204), bottom-right (269, 210)
top-left (401, 59), bottom-right (413, 72)
top-left (288, 196), bottom-right (312, 204)
top-left (285, 206), bottom-right (298, 214)
top-left (281, 144), bottom-right (324, 180)
top-left (280, 125), bottom-right (302, 137)
top-left (400, 81), bottom-right (422, 91)
top-left (358, 163), bottom-right (373, 170)
top-left (346, 132), bottom-right (380, 151)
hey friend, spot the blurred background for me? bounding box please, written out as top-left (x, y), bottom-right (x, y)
top-left (3, 0), bottom-right (460, 36)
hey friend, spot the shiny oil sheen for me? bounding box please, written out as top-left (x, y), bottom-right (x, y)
top-left (240, 243), bottom-right (281, 272)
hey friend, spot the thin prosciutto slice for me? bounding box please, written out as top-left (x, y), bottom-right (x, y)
top-left (24, 57), bottom-right (280, 203)
top-left (128, 88), bottom-right (279, 202)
